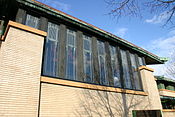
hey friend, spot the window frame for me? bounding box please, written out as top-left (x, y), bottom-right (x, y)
top-left (25, 14), bottom-right (39, 29)
top-left (97, 40), bottom-right (108, 85)
top-left (66, 28), bottom-right (77, 80)
top-left (42, 21), bottom-right (60, 77)
top-left (83, 34), bottom-right (93, 83)
top-left (109, 44), bottom-right (121, 88)
top-left (120, 49), bottom-right (133, 89)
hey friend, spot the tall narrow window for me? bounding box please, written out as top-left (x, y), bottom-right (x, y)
top-left (25, 14), bottom-right (39, 29)
top-left (110, 45), bottom-right (121, 87)
top-left (120, 49), bottom-right (132, 89)
top-left (97, 40), bottom-right (108, 85)
top-left (66, 29), bottom-right (76, 80)
top-left (43, 22), bottom-right (59, 77)
top-left (83, 35), bottom-right (92, 82)
top-left (130, 53), bottom-right (142, 90)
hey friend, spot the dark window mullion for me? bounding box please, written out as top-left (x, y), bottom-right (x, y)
top-left (91, 37), bottom-right (100, 84)
top-left (76, 31), bottom-right (83, 81)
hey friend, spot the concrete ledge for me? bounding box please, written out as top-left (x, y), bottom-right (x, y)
top-left (162, 109), bottom-right (175, 112)
top-left (159, 89), bottom-right (175, 97)
top-left (159, 89), bottom-right (175, 93)
top-left (41, 76), bottom-right (148, 96)
top-left (139, 66), bottom-right (154, 72)
top-left (1, 21), bottom-right (47, 41)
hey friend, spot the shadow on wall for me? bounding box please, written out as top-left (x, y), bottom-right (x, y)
top-left (0, 41), bottom-right (2, 49)
top-left (74, 87), bottom-right (149, 117)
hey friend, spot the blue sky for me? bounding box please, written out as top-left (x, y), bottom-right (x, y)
top-left (38, 0), bottom-right (175, 78)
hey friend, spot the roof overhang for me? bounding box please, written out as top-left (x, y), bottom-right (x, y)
top-left (16, 0), bottom-right (166, 65)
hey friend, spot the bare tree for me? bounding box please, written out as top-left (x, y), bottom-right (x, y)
top-left (106, 0), bottom-right (175, 27)
top-left (166, 50), bottom-right (175, 79)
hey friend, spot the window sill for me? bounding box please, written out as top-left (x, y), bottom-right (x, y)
top-left (41, 76), bottom-right (148, 96)
top-left (159, 89), bottom-right (175, 93)
top-left (162, 109), bottom-right (175, 112)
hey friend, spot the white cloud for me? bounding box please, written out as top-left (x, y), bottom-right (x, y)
top-left (113, 28), bottom-right (128, 38)
top-left (146, 36), bottom-right (175, 57)
top-left (146, 31), bottom-right (175, 78)
top-left (168, 30), bottom-right (175, 36)
top-left (38, 0), bottom-right (71, 11)
top-left (148, 64), bottom-right (167, 76)
top-left (145, 12), bottom-right (169, 24)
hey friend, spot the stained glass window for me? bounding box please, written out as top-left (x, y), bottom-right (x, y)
top-left (66, 29), bottom-right (76, 80)
top-left (130, 53), bottom-right (142, 90)
top-left (110, 45), bottom-right (121, 87)
top-left (83, 35), bottom-right (92, 82)
top-left (120, 49), bottom-right (132, 89)
top-left (25, 14), bottom-right (39, 29)
top-left (97, 40), bottom-right (108, 85)
top-left (43, 22), bottom-right (59, 77)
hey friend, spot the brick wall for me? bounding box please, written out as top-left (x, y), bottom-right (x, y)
top-left (39, 82), bottom-right (151, 117)
top-left (0, 26), bottom-right (44, 117)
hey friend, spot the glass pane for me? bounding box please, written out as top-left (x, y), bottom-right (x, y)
top-left (47, 22), bottom-right (59, 41)
top-left (97, 40), bottom-right (107, 85)
top-left (66, 46), bottom-right (76, 80)
top-left (130, 53), bottom-right (142, 90)
top-left (25, 14), bottom-right (39, 29)
top-left (84, 39), bottom-right (90, 50)
top-left (67, 34), bottom-right (75, 46)
top-left (110, 45), bottom-right (121, 87)
top-left (66, 29), bottom-right (76, 80)
top-left (43, 40), bottom-right (59, 77)
top-left (121, 49), bottom-right (132, 89)
top-left (98, 41), bottom-right (105, 55)
top-left (138, 57), bottom-right (144, 66)
top-left (83, 35), bottom-right (92, 83)
top-left (99, 56), bottom-right (107, 85)
top-left (84, 51), bottom-right (92, 82)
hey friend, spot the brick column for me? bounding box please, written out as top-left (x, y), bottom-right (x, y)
top-left (139, 66), bottom-right (162, 109)
top-left (0, 21), bottom-right (46, 117)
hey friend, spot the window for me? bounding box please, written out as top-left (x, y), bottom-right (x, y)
top-left (138, 57), bottom-right (144, 66)
top-left (109, 45), bottom-right (121, 87)
top-left (120, 49), bottom-right (132, 89)
top-left (130, 53), bottom-right (142, 90)
top-left (83, 35), bottom-right (93, 82)
top-left (97, 40), bottom-right (108, 85)
top-left (43, 22), bottom-right (59, 77)
top-left (132, 110), bottom-right (162, 117)
top-left (25, 14), bottom-right (39, 29)
top-left (66, 29), bottom-right (76, 80)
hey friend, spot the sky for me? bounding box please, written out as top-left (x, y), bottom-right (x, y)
top-left (38, 0), bottom-right (175, 79)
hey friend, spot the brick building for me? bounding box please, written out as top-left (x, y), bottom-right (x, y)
top-left (0, 0), bottom-right (172, 117)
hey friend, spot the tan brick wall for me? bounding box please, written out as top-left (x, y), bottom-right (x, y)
top-left (39, 67), bottom-right (163, 117)
top-left (0, 26), bottom-right (44, 117)
top-left (40, 83), bottom-right (152, 117)
top-left (140, 67), bottom-right (162, 110)
top-left (163, 111), bottom-right (175, 117)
